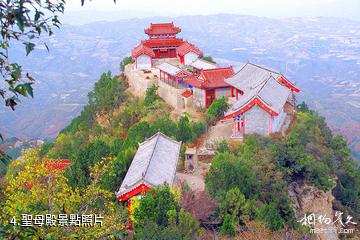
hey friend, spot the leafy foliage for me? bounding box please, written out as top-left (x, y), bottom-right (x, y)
top-left (177, 115), bottom-right (192, 143)
top-left (0, 150), bottom-right (12, 176)
top-left (41, 71), bottom-right (206, 194)
top-left (0, 149), bottom-right (127, 239)
top-left (120, 56), bottom-right (134, 72)
top-left (200, 56), bottom-right (216, 64)
top-left (220, 214), bottom-right (236, 236)
top-left (144, 84), bottom-right (160, 106)
top-left (0, 0), bottom-right (65, 110)
top-left (216, 139), bottom-right (229, 153)
top-left (133, 185), bottom-right (201, 239)
top-left (206, 107), bottom-right (360, 232)
top-left (206, 97), bottom-right (229, 122)
top-left (179, 185), bottom-right (217, 224)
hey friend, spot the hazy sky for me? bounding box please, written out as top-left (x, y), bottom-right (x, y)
top-left (65, 0), bottom-right (360, 21)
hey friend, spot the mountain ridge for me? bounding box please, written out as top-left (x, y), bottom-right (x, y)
top-left (1, 14), bottom-right (359, 159)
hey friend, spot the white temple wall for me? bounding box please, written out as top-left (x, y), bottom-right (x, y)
top-left (215, 87), bottom-right (231, 99)
top-left (184, 51), bottom-right (199, 65)
top-left (136, 54), bottom-right (152, 69)
top-left (192, 87), bottom-right (206, 108)
top-left (272, 108), bottom-right (287, 133)
top-left (244, 105), bottom-right (270, 135)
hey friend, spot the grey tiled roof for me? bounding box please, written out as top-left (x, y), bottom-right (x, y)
top-left (225, 62), bottom-right (281, 92)
top-left (157, 62), bottom-right (182, 76)
top-left (116, 132), bottom-right (181, 198)
top-left (226, 76), bottom-right (291, 116)
top-left (189, 59), bottom-right (217, 70)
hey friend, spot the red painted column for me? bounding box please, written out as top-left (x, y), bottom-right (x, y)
top-left (204, 90), bottom-right (207, 108)
top-left (233, 119), bottom-right (236, 136)
top-left (268, 114), bottom-right (273, 134)
top-left (243, 117), bottom-right (246, 137)
top-left (236, 89), bottom-right (239, 100)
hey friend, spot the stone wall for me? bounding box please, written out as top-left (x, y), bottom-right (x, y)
top-left (124, 64), bottom-right (157, 97)
top-left (244, 105), bottom-right (270, 135)
top-left (157, 80), bottom-right (184, 109)
top-left (125, 64), bottom-right (199, 113)
top-left (136, 54), bottom-right (151, 70)
top-left (193, 87), bottom-right (205, 108)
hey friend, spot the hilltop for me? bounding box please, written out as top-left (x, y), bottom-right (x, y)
top-left (1, 15), bottom-right (359, 159)
top-left (1, 65), bottom-right (358, 238)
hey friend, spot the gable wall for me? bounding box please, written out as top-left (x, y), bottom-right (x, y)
top-left (184, 51), bottom-right (199, 65)
top-left (136, 54), bottom-right (152, 69)
top-left (215, 87), bottom-right (231, 99)
top-left (244, 105), bottom-right (270, 135)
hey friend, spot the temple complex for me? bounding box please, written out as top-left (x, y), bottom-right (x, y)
top-left (119, 23), bottom-right (301, 218)
top-left (125, 22), bottom-right (300, 140)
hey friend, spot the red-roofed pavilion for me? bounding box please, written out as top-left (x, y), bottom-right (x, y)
top-left (130, 22), bottom-right (204, 69)
top-left (184, 66), bottom-right (235, 107)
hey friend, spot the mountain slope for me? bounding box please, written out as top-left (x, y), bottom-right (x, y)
top-left (0, 14), bottom-right (359, 158)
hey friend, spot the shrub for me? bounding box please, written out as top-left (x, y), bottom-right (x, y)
top-left (207, 97), bottom-right (229, 122)
top-left (191, 121), bottom-right (207, 141)
top-left (120, 56), bottom-right (134, 71)
top-left (177, 115), bottom-right (192, 143)
top-left (201, 55), bottom-right (216, 64)
top-left (220, 214), bottom-right (236, 236)
top-left (144, 85), bottom-right (159, 106)
top-left (216, 139), bottom-right (229, 153)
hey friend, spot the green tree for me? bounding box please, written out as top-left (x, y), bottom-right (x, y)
top-left (220, 188), bottom-right (248, 224)
top-left (66, 140), bottom-right (110, 189)
top-left (191, 121), bottom-right (207, 141)
top-left (89, 71), bottom-right (127, 111)
top-left (201, 56), bottom-right (216, 64)
top-left (100, 147), bottom-right (136, 192)
top-left (297, 101), bottom-right (310, 112)
top-left (134, 185), bottom-right (179, 227)
top-left (0, 0), bottom-right (65, 112)
top-left (120, 56), bottom-right (134, 71)
top-left (207, 97), bottom-right (229, 122)
top-left (0, 151), bottom-right (12, 175)
top-left (258, 203), bottom-right (285, 231)
top-left (0, 149), bottom-right (127, 239)
top-left (220, 214), bottom-right (236, 236)
top-left (177, 115), bottom-right (192, 143)
top-left (205, 152), bottom-right (255, 199)
top-left (144, 85), bottom-right (159, 106)
top-left (216, 139), bottom-right (229, 153)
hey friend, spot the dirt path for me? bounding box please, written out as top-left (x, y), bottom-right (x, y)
top-left (205, 118), bottom-right (233, 145)
top-left (176, 172), bottom-right (205, 191)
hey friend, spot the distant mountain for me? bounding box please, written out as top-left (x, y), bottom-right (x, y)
top-left (1, 14), bottom-right (359, 159)
top-left (0, 137), bottom-right (44, 159)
